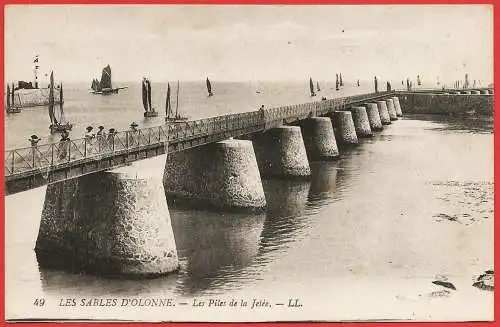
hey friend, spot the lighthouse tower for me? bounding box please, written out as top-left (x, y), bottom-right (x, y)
top-left (33, 55), bottom-right (39, 89)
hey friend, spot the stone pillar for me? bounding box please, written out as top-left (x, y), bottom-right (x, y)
top-left (164, 139), bottom-right (266, 210)
top-left (480, 90), bottom-right (489, 95)
top-left (299, 117), bottom-right (339, 161)
top-left (331, 111), bottom-right (358, 145)
top-left (365, 103), bottom-right (383, 131)
top-left (36, 167), bottom-right (179, 277)
top-left (471, 90), bottom-right (481, 95)
top-left (385, 98), bottom-right (398, 121)
top-left (377, 100), bottom-right (391, 125)
top-left (252, 126), bottom-right (311, 178)
top-left (350, 106), bottom-right (373, 137)
top-left (392, 96), bottom-right (403, 117)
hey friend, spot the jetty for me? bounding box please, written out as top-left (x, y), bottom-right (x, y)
top-left (4, 87), bottom-right (493, 278)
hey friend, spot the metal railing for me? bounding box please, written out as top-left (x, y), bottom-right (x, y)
top-left (5, 90), bottom-right (394, 177)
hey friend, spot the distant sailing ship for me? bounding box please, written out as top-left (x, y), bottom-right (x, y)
top-left (335, 74), bottom-right (340, 91)
top-left (339, 73), bottom-right (344, 87)
top-left (165, 81), bottom-right (188, 123)
top-left (316, 81), bottom-right (321, 92)
top-left (90, 65), bottom-right (127, 95)
top-left (417, 74), bottom-right (422, 86)
top-left (48, 71), bottom-right (72, 134)
top-left (142, 77), bottom-right (158, 117)
top-left (206, 77), bottom-right (214, 97)
top-left (309, 78), bottom-right (316, 97)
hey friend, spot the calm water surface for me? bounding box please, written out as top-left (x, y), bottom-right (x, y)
top-left (5, 83), bottom-right (494, 321)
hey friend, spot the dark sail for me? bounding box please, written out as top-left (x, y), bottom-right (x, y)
top-left (91, 79), bottom-right (100, 91)
top-left (340, 73), bottom-right (344, 86)
top-left (11, 83), bottom-right (15, 105)
top-left (142, 79), bottom-right (149, 112)
top-left (165, 83), bottom-right (172, 117)
top-left (417, 74), bottom-right (421, 86)
top-left (147, 79), bottom-right (152, 111)
top-left (335, 74), bottom-right (339, 90)
top-left (59, 83), bottom-right (65, 118)
top-left (206, 77), bottom-right (213, 96)
top-left (309, 78), bottom-right (315, 96)
top-left (316, 81), bottom-right (321, 92)
top-left (48, 71), bottom-right (57, 124)
top-left (6, 84), bottom-right (10, 108)
top-left (100, 65), bottom-right (112, 89)
top-left (374, 76), bottom-right (378, 93)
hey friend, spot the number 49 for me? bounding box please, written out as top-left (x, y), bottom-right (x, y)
top-left (33, 298), bottom-right (45, 307)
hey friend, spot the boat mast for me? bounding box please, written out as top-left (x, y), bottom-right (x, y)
top-left (175, 80), bottom-right (180, 118)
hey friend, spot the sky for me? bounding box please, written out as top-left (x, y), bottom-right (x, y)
top-left (4, 5), bottom-right (493, 85)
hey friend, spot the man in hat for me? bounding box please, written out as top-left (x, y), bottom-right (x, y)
top-left (128, 122), bottom-right (139, 147)
top-left (28, 135), bottom-right (41, 147)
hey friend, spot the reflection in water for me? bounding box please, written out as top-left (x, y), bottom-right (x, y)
top-left (411, 114), bottom-right (493, 134)
top-left (258, 180), bottom-right (310, 257)
top-left (39, 266), bottom-right (179, 297)
top-left (170, 208), bottom-right (265, 296)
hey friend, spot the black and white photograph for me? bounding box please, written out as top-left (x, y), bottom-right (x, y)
top-left (4, 4), bottom-right (494, 322)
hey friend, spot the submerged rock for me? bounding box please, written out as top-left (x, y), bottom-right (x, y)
top-left (432, 280), bottom-right (457, 290)
top-left (473, 270), bottom-right (494, 291)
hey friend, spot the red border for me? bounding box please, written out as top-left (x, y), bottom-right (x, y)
top-left (0, 1), bottom-right (497, 327)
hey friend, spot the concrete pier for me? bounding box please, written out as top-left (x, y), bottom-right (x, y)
top-left (252, 126), bottom-right (311, 178)
top-left (299, 117), bottom-right (339, 161)
top-left (392, 96), bottom-right (403, 117)
top-left (385, 99), bottom-right (398, 121)
top-left (331, 111), bottom-right (358, 145)
top-left (350, 106), bottom-right (373, 137)
top-left (376, 100), bottom-right (392, 125)
top-left (36, 168), bottom-right (179, 277)
top-left (164, 139), bottom-right (266, 210)
top-left (365, 103), bottom-right (383, 131)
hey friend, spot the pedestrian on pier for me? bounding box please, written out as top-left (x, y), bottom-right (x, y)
top-left (96, 125), bottom-right (107, 152)
top-left (85, 126), bottom-right (95, 156)
top-left (107, 128), bottom-right (117, 151)
top-left (128, 122), bottom-right (139, 147)
top-left (28, 135), bottom-right (41, 168)
top-left (57, 130), bottom-right (70, 161)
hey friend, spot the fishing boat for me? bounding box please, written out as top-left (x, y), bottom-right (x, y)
top-left (5, 84), bottom-right (21, 113)
top-left (335, 74), bottom-right (340, 91)
top-left (417, 74), bottom-right (422, 86)
top-left (90, 65), bottom-right (127, 95)
top-left (206, 77), bottom-right (214, 97)
top-left (316, 81), bottom-right (321, 92)
top-left (48, 72), bottom-right (72, 134)
top-left (165, 81), bottom-right (189, 123)
top-left (309, 78), bottom-right (316, 97)
top-left (339, 73), bottom-right (344, 87)
top-left (142, 78), bottom-right (158, 117)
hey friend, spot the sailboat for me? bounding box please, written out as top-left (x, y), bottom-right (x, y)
top-left (206, 77), bottom-right (214, 97)
top-left (165, 81), bottom-right (188, 123)
top-left (339, 73), bottom-right (344, 87)
top-left (49, 73), bottom-right (72, 134)
top-left (309, 78), bottom-right (316, 97)
top-left (316, 81), bottom-right (321, 92)
top-left (417, 74), bottom-right (422, 86)
top-left (335, 74), bottom-right (340, 91)
top-left (90, 65), bottom-right (127, 95)
top-left (142, 78), bottom-right (158, 117)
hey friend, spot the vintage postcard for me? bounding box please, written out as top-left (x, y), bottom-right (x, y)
top-left (3, 4), bottom-right (494, 323)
